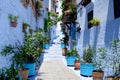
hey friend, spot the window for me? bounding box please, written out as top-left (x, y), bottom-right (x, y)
top-left (114, 0), bottom-right (120, 19)
top-left (87, 10), bottom-right (93, 29)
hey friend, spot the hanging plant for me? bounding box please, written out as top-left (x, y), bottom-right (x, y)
top-left (22, 22), bottom-right (30, 32)
top-left (8, 14), bottom-right (19, 27)
top-left (89, 18), bottom-right (100, 26)
top-left (36, 1), bottom-right (43, 16)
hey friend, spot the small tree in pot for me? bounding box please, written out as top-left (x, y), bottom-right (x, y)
top-left (80, 45), bottom-right (95, 77)
top-left (93, 48), bottom-right (108, 80)
top-left (107, 39), bottom-right (120, 80)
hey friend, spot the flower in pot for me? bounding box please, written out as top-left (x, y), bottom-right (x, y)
top-left (66, 49), bottom-right (80, 67)
top-left (80, 45), bottom-right (95, 77)
top-left (22, 22), bottom-right (30, 32)
top-left (89, 18), bottom-right (100, 26)
top-left (8, 14), bottom-right (19, 27)
top-left (107, 39), bottom-right (120, 80)
top-left (93, 48), bottom-right (108, 80)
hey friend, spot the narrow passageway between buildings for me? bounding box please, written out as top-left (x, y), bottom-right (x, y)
top-left (34, 44), bottom-right (81, 80)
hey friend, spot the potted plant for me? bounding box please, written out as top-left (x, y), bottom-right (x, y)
top-left (62, 32), bottom-right (69, 56)
top-left (60, 38), bottom-right (65, 48)
top-left (22, 22), bottom-right (30, 32)
top-left (29, 28), bottom-right (34, 35)
top-left (80, 45), bottom-right (95, 77)
top-left (0, 63), bottom-right (18, 80)
top-left (89, 18), bottom-right (100, 26)
top-left (92, 48), bottom-right (108, 80)
top-left (23, 32), bottom-right (41, 76)
top-left (43, 36), bottom-right (50, 49)
top-left (8, 14), bottom-right (19, 27)
top-left (106, 39), bottom-right (120, 80)
top-left (36, 1), bottom-right (43, 16)
top-left (0, 44), bottom-right (29, 80)
top-left (66, 49), bottom-right (79, 66)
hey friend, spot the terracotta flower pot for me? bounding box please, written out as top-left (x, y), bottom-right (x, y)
top-left (74, 60), bottom-right (80, 70)
top-left (18, 68), bottom-right (29, 80)
top-left (92, 70), bottom-right (104, 80)
top-left (62, 48), bottom-right (67, 56)
top-left (11, 21), bottom-right (17, 27)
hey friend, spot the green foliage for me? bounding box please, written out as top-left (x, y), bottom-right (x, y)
top-left (36, 1), bottom-right (42, 8)
top-left (44, 11), bottom-right (61, 32)
top-left (1, 45), bottom-right (13, 56)
top-left (63, 2), bottom-right (77, 22)
top-left (67, 49), bottom-right (80, 59)
top-left (8, 14), bottom-right (19, 22)
top-left (83, 45), bottom-right (95, 63)
top-left (1, 30), bottom-right (44, 66)
top-left (48, 11), bottom-right (58, 18)
top-left (95, 48), bottom-right (108, 71)
top-left (0, 63), bottom-right (18, 80)
top-left (23, 22), bottom-right (30, 27)
top-left (89, 18), bottom-right (100, 26)
top-left (110, 39), bottom-right (120, 76)
top-left (43, 36), bottom-right (50, 44)
top-left (62, 32), bottom-right (69, 46)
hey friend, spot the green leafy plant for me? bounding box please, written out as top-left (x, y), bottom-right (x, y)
top-left (0, 63), bottom-right (18, 80)
top-left (67, 49), bottom-right (80, 59)
top-left (36, 1), bottom-right (42, 9)
top-left (83, 45), bottom-right (95, 63)
top-left (23, 22), bottom-right (30, 27)
top-left (95, 48), bottom-right (108, 71)
top-left (43, 36), bottom-right (50, 44)
top-left (8, 14), bottom-right (19, 22)
top-left (110, 39), bottom-right (120, 76)
top-left (44, 11), bottom-right (61, 32)
top-left (64, 2), bottom-right (77, 22)
top-left (89, 18), bottom-right (100, 26)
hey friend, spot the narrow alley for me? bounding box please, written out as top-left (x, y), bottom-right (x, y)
top-left (35, 44), bottom-right (81, 80)
top-left (0, 0), bottom-right (120, 80)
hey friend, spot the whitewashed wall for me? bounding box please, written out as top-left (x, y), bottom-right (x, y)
top-left (76, 0), bottom-right (120, 76)
top-left (76, 0), bottom-right (120, 52)
top-left (0, 0), bottom-right (46, 68)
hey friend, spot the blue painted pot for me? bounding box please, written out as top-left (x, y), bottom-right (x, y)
top-left (61, 43), bottom-right (65, 48)
top-left (44, 43), bottom-right (50, 49)
top-left (80, 63), bottom-right (95, 77)
top-left (66, 56), bottom-right (77, 66)
top-left (24, 63), bottom-right (35, 76)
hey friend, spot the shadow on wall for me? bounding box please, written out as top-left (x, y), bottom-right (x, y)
top-left (93, 26), bottom-right (100, 49)
top-left (105, 0), bottom-right (120, 47)
top-left (83, 28), bottom-right (90, 47)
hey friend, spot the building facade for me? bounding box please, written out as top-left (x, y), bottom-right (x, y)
top-left (0, 0), bottom-right (48, 68)
top-left (76, 0), bottom-right (120, 52)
